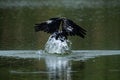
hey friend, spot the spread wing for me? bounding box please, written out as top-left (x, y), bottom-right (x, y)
top-left (35, 18), bottom-right (61, 34)
top-left (62, 19), bottom-right (87, 38)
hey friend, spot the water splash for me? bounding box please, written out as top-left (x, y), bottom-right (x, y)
top-left (44, 35), bottom-right (72, 54)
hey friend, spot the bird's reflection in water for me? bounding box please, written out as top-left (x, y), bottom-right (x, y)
top-left (45, 55), bottom-right (71, 80)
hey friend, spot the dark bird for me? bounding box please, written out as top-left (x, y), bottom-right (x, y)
top-left (35, 17), bottom-right (86, 41)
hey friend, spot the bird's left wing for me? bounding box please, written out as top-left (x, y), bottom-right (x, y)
top-left (62, 19), bottom-right (87, 38)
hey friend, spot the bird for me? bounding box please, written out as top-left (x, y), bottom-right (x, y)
top-left (35, 17), bottom-right (86, 41)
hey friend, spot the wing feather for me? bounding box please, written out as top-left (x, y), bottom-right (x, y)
top-left (62, 19), bottom-right (87, 38)
top-left (35, 18), bottom-right (61, 34)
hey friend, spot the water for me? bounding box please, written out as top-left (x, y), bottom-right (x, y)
top-left (0, 50), bottom-right (120, 80)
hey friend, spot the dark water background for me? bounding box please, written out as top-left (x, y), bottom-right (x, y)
top-left (0, 0), bottom-right (120, 50)
top-left (0, 0), bottom-right (120, 80)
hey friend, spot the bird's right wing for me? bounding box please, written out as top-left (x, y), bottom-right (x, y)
top-left (35, 18), bottom-right (61, 34)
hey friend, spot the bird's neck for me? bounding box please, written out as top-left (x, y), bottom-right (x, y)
top-left (58, 20), bottom-right (63, 32)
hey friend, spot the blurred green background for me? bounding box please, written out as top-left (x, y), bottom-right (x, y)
top-left (0, 0), bottom-right (120, 50)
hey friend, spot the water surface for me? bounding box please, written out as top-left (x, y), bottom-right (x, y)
top-left (0, 50), bottom-right (120, 80)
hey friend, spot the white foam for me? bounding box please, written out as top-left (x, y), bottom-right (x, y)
top-left (44, 35), bottom-right (72, 54)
